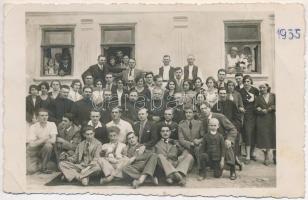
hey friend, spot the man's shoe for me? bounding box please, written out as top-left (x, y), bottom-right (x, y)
top-left (152, 176), bottom-right (159, 185)
top-left (179, 177), bottom-right (186, 187)
top-left (166, 177), bottom-right (173, 184)
top-left (173, 172), bottom-right (183, 182)
top-left (132, 180), bottom-right (141, 189)
top-left (81, 177), bottom-right (89, 186)
top-left (197, 172), bottom-right (206, 181)
top-left (250, 156), bottom-right (257, 161)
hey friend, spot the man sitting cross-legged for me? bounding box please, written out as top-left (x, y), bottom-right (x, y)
top-left (58, 125), bottom-right (102, 186)
top-left (98, 126), bottom-right (129, 184)
top-left (155, 125), bottom-right (194, 186)
top-left (122, 132), bottom-right (159, 189)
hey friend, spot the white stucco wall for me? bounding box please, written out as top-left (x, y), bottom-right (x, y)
top-left (26, 5), bottom-right (275, 90)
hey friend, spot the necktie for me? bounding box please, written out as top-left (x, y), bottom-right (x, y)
top-left (129, 69), bottom-right (132, 76)
top-left (189, 121), bottom-right (193, 130)
top-left (84, 142), bottom-right (90, 165)
top-left (139, 121), bottom-right (145, 142)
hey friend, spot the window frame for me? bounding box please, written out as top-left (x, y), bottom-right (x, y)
top-left (100, 23), bottom-right (136, 58)
top-left (224, 20), bottom-right (262, 74)
top-left (40, 25), bottom-right (75, 77)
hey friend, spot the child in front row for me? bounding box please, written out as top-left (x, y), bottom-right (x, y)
top-left (198, 118), bottom-right (236, 181)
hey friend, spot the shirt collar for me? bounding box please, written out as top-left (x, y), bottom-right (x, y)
top-left (66, 126), bottom-right (72, 132)
top-left (208, 113), bottom-right (213, 120)
top-left (88, 121), bottom-right (102, 129)
top-left (210, 131), bottom-right (217, 135)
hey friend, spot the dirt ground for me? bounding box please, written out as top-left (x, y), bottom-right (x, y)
top-left (26, 149), bottom-right (276, 190)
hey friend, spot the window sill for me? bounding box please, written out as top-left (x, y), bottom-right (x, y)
top-left (226, 74), bottom-right (269, 80)
top-left (33, 76), bottom-right (81, 82)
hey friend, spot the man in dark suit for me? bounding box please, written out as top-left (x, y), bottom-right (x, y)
top-left (198, 102), bottom-right (237, 175)
top-left (121, 58), bottom-right (143, 83)
top-left (217, 68), bottom-right (228, 89)
top-left (103, 73), bottom-right (117, 91)
top-left (133, 108), bottom-right (158, 149)
top-left (235, 73), bottom-right (244, 92)
top-left (157, 108), bottom-right (178, 140)
top-left (183, 54), bottom-right (200, 81)
top-left (174, 67), bottom-right (184, 93)
top-left (158, 55), bottom-right (175, 82)
top-left (148, 88), bottom-right (165, 122)
top-left (55, 113), bottom-right (81, 162)
top-left (84, 110), bottom-right (109, 144)
top-left (155, 125), bottom-right (194, 186)
top-left (58, 56), bottom-right (71, 76)
top-left (122, 90), bottom-right (143, 124)
top-left (212, 88), bottom-right (242, 130)
top-left (71, 86), bottom-right (94, 126)
top-left (49, 85), bottom-right (73, 124)
top-left (81, 55), bottom-right (109, 85)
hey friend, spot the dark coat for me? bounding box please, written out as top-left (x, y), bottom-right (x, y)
top-left (159, 66), bottom-right (175, 81)
top-left (71, 98), bottom-right (93, 126)
top-left (199, 133), bottom-right (225, 161)
top-left (26, 95), bottom-right (41, 123)
top-left (255, 93), bottom-right (276, 149)
top-left (183, 65), bottom-right (198, 81)
top-left (49, 97), bottom-right (73, 124)
top-left (81, 64), bottom-right (109, 85)
top-left (212, 100), bottom-right (242, 130)
top-left (58, 63), bottom-right (71, 75)
top-left (133, 120), bottom-right (158, 149)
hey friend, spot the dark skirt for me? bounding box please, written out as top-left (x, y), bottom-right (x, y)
top-left (242, 112), bottom-right (256, 146)
top-left (256, 113), bottom-right (276, 149)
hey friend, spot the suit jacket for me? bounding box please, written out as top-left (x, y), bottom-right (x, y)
top-left (71, 98), bottom-right (93, 125)
top-left (82, 64), bottom-right (109, 85)
top-left (199, 132), bottom-right (225, 161)
top-left (133, 120), bottom-right (158, 148)
top-left (49, 97), bottom-right (73, 124)
top-left (201, 112), bottom-right (237, 143)
top-left (26, 95), bottom-right (42, 123)
top-left (159, 66), bottom-right (175, 81)
top-left (157, 121), bottom-right (178, 140)
top-left (57, 123), bottom-right (81, 150)
top-left (123, 143), bottom-right (152, 161)
top-left (121, 68), bottom-right (143, 83)
top-left (155, 139), bottom-right (184, 161)
top-left (183, 65), bottom-right (198, 81)
top-left (70, 138), bottom-right (102, 164)
top-left (178, 119), bottom-right (205, 150)
top-left (239, 87), bottom-right (259, 113)
top-left (212, 100), bottom-right (242, 130)
top-left (58, 63), bottom-right (71, 75)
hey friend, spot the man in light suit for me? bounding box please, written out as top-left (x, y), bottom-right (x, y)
top-left (122, 132), bottom-right (158, 188)
top-left (55, 113), bottom-right (81, 162)
top-left (121, 58), bottom-right (143, 83)
top-left (133, 108), bottom-right (158, 149)
top-left (58, 126), bottom-right (102, 186)
top-left (178, 107), bottom-right (205, 169)
top-left (82, 55), bottom-right (110, 85)
top-left (155, 125), bottom-right (194, 186)
top-left (158, 55), bottom-right (175, 83)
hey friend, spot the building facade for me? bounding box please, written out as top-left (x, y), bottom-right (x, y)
top-left (26, 6), bottom-right (275, 90)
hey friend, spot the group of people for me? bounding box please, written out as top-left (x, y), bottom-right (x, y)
top-left (26, 54), bottom-right (276, 188)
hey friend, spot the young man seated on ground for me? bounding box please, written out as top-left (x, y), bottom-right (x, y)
top-left (55, 113), bottom-right (81, 163)
top-left (198, 118), bottom-right (234, 181)
top-left (155, 125), bottom-right (194, 186)
top-left (122, 132), bottom-right (158, 189)
top-left (58, 125), bottom-right (102, 186)
top-left (98, 126), bottom-right (129, 184)
top-left (27, 108), bottom-right (58, 174)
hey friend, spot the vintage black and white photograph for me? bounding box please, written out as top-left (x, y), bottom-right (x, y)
top-left (3, 2), bottom-right (305, 198)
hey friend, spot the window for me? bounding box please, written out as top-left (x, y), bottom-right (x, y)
top-left (101, 24), bottom-right (135, 66)
top-left (224, 21), bottom-right (261, 74)
top-left (41, 26), bottom-right (75, 76)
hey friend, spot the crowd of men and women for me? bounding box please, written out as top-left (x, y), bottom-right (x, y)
top-left (26, 54), bottom-right (276, 188)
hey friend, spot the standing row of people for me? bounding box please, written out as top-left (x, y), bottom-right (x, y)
top-left (26, 54), bottom-right (276, 186)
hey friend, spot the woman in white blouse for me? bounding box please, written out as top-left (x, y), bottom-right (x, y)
top-left (68, 79), bottom-right (83, 102)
